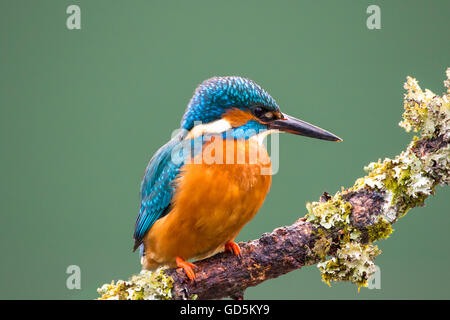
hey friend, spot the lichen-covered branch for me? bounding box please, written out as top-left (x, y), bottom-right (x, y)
top-left (98, 69), bottom-right (449, 300)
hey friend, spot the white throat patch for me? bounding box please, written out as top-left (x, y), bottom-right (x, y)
top-left (185, 119), bottom-right (232, 140)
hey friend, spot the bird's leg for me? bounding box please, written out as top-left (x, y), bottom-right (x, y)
top-left (175, 256), bottom-right (196, 281)
top-left (224, 240), bottom-right (241, 257)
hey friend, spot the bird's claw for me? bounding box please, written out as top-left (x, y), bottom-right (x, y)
top-left (225, 241), bottom-right (241, 259)
top-left (176, 256), bottom-right (196, 281)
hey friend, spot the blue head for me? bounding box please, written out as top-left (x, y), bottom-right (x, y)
top-left (180, 76), bottom-right (341, 141)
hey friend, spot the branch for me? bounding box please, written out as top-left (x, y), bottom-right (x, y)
top-left (98, 69), bottom-right (450, 300)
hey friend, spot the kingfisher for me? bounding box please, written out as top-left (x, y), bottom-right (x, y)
top-left (133, 76), bottom-right (341, 280)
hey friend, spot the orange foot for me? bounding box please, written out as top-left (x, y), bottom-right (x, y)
top-left (176, 256), bottom-right (196, 281)
top-left (225, 240), bottom-right (241, 257)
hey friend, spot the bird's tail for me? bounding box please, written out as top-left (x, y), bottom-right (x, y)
top-left (132, 239), bottom-right (141, 252)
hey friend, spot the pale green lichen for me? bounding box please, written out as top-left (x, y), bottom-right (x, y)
top-left (366, 217), bottom-right (393, 242)
top-left (318, 242), bottom-right (381, 288)
top-left (311, 229), bottom-right (333, 261)
top-left (399, 75), bottom-right (449, 138)
top-left (316, 69), bottom-right (449, 289)
top-left (305, 192), bottom-right (352, 229)
top-left (353, 148), bottom-right (433, 222)
top-left (352, 69), bottom-right (449, 223)
top-left (97, 268), bottom-right (174, 300)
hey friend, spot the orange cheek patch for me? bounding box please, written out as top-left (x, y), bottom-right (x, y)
top-left (223, 108), bottom-right (258, 127)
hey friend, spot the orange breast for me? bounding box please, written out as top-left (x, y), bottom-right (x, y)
top-left (143, 137), bottom-right (272, 268)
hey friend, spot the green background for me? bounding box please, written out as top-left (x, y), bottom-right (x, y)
top-left (1, 0), bottom-right (449, 299)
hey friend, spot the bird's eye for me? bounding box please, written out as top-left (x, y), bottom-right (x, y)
top-left (253, 106), bottom-right (265, 118)
top-left (253, 106), bottom-right (275, 122)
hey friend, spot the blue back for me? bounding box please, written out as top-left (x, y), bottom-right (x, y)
top-left (134, 132), bottom-right (203, 250)
top-left (133, 132), bottom-right (185, 250)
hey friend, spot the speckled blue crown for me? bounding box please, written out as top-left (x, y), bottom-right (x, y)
top-left (181, 76), bottom-right (279, 130)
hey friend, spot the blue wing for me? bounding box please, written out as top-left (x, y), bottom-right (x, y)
top-left (133, 132), bottom-right (187, 251)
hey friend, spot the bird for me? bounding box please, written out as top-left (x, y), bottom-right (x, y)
top-left (133, 76), bottom-right (341, 280)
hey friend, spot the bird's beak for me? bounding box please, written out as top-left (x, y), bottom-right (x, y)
top-left (268, 114), bottom-right (342, 142)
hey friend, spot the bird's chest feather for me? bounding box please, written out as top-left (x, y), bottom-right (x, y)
top-left (175, 138), bottom-right (272, 239)
top-left (145, 138), bottom-right (272, 262)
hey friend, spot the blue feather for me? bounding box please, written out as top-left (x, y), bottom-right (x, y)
top-left (133, 132), bottom-right (186, 250)
top-left (133, 132), bottom-right (206, 250)
top-left (181, 77), bottom-right (279, 131)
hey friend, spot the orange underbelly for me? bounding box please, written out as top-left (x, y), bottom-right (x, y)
top-left (143, 138), bottom-right (272, 267)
